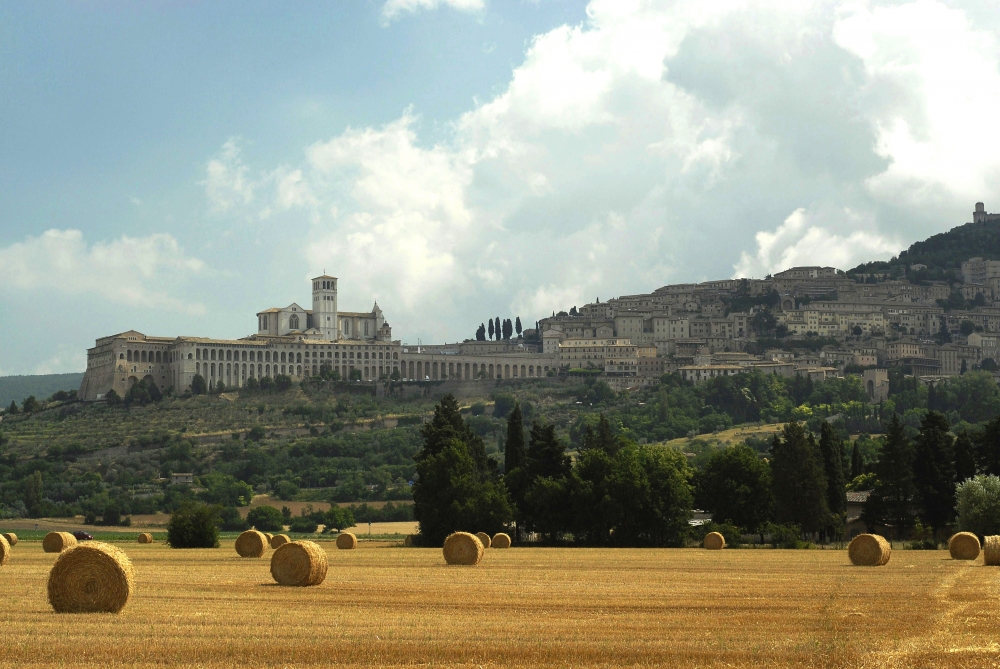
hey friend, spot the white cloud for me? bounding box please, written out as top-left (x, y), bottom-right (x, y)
top-left (733, 208), bottom-right (903, 278)
top-left (381, 0), bottom-right (485, 22)
top-left (0, 229), bottom-right (206, 315)
top-left (33, 344), bottom-right (87, 375)
top-left (202, 138), bottom-right (254, 212)
top-left (834, 1), bottom-right (1000, 211)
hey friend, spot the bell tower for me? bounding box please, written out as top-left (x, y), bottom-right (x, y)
top-left (312, 275), bottom-right (338, 341)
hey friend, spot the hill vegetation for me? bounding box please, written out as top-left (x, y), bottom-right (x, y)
top-left (0, 373), bottom-right (83, 407)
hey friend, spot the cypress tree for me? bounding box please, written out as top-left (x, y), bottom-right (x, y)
top-left (494, 317), bottom-right (501, 342)
top-left (525, 420), bottom-right (571, 481)
top-left (488, 319), bottom-right (495, 340)
top-left (851, 441), bottom-right (863, 480)
top-left (954, 431), bottom-right (977, 482)
top-left (504, 403), bottom-right (526, 475)
top-left (770, 422), bottom-right (830, 534)
top-left (862, 413), bottom-right (916, 535)
top-left (927, 382), bottom-right (936, 412)
top-left (913, 411), bottom-right (957, 535)
top-left (819, 422), bottom-right (847, 520)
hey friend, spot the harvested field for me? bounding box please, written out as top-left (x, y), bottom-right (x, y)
top-left (0, 543), bottom-right (998, 667)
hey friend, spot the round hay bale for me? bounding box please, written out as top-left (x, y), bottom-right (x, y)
top-left (703, 532), bottom-right (725, 550)
top-left (3, 532), bottom-right (17, 546)
top-left (336, 532), bottom-right (357, 550)
top-left (984, 536), bottom-right (1000, 566)
top-left (848, 533), bottom-right (891, 566)
top-left (403, 534), bottom-right (419, 547)
top-left (265, 533), bottom-right (273, 542)
top-left (136, 533), bottom-right (153, 544)
top-left (475, 532), bottom-right (492, 549)
top-left (47, 542), bottom-right (134, 613)
top-left (234, 530), bottom-right (268, 558)
top-left (270, 540), bottom-right (328, 586)
top-left (270, 534), bottom-right (290, 549)
top-left (492, 533), bottom-right (511, 549)
top-left (948, 532), bottom-right (980, 560)
top-left (442, 532), bottom-right (484, 565)
top-left (0, 534), bottom-right (9, 566)
top-left (43, 532), bottom-right (77, 554)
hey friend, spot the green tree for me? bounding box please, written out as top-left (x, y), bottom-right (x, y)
top-left (515, 316), bottom-right (522, 337)
top-left (693, 444), bottom-right (774, 532)
top-left (413, 395), bottom-right (511, 545)
top-left (22, 396), bottom-right (41, 413)
top-left (851, 441), bottom-right (864, 479)
top-left (936, 320), bottom-right (952, 344)
top-left (956, 475), bottom-right (1000, 538)
top-left (955, 431), bottom-right (977, 482)
top-left (23, 470), bottom-right (43, 517)
top-left (246, 505), bottom-right (284, 532)
top-left (167, 503), bottom-right (220, 548)
top-left (218, 506), bottom-right (250, 531)
top-left (960, 320), bottom-right (976, 336)
top-left (503, 403), bottom-right (526, 475)
top-left (325, 506), bottom-right (356, 532)
top-left (818, 422), bottom-right (848, 525)
top-left (913, 411), bottom-right (957, 535)
top-left (862, 414), bottom-right (916, 535)
top-left (246, 425), bottom-right (265, 442)
top-left (190, 374), bottom-right (207, 395)
top-left (488, 319), bottom-right (494, 340)
top-left (348, 369), bottom-right (363, 382)
top-left (215, 380), bottom-right (227, 394)
top-left (769, 422), bottom-right (830, 534)
top-left (7, 400), bottom-right (18, 414)
top-left (976, 415), bottom-right (1000, 476)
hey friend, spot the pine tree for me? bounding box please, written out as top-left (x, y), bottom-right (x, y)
top-left (954, 431), bottom-right (977, 482)
top-left (851, 441), bottom-right (863, 480)
top-left (769, 422), bottom-right (830, 534)
top-left (913, 411), bottom-right (957, 535)
top-left (488, 319), bottom-right (495, 340)
top-left (819, 422), bottom-right (847, 520)
top-left (862, 413), bottom-right (916, 535)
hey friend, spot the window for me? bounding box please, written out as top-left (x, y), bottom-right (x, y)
top-left (289, 314), bottom-right (300, 330)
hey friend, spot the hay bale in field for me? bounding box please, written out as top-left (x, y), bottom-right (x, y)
top-left (948, 532), bottom-right (980, 560)
top-left (265, 533), bottom-right (273, 542)
top-left (403, 534), bottom-right (419, 547)
top-left (475, 532), bottom-right (492, 549)
top-left (270, 540), bottom-right (328, 586)
top-left (0, 534), bottom-right (9, 566)
top-left (984, 536), bottom-right (1000, 566)
top-left (47, 542), bottom-right (134, 613)
top-left (136, 533), bottom-right (154, 544)
top-left (235, 530), bottom-right (268, 558)
top-left (703, 532), bottom-right (725, 550)
top-left (336, 532), bottom-right (357, 550)
top-left (442, 532), bottom-right (484, 565)
top-left (3, 532), bottom-right (17, 546)
top-left (270, 534), bottom-right (290, 549)
top-left (492, 533), bottom-right (511, 549)
top-left (848, 534), bottom-right (891, 566)
top-left (43, 532), bottom-right (77, 554)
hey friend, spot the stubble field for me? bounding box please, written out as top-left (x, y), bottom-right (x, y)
top-left (1, 541), bottom-right (999, 668)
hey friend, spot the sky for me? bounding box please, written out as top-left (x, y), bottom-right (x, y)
top-left (3, 0), bottom-right (1000, 375)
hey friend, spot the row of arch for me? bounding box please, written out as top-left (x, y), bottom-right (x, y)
top-left (193, 361), bottom-right (402, 387)
top-left (192, 348), bottom-right (398, 363)
top-left (123, 350), bottom-right (170, 363)
top-left (397, 361), bottom-right (550, 381)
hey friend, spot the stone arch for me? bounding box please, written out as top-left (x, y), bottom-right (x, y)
top-left (127, 375), bottom-right (139, 389)
top-left (489, 364), bottom-right (494, 378)
top-left (521, 365), bottom-right (526, 377)
top-left (504, 364), bottom-right (510, 378)
top-left (141, 374), bottom-right (155, 388)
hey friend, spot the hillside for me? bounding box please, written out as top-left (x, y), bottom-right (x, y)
top-left (0, 373), bottom-right (83, 408)
top-left (849, 217), bottom-right (1000, 280)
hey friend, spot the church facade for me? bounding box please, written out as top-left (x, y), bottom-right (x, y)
top-left (78, 274), bottom-right (556, 400)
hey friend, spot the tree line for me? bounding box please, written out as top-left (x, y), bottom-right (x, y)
top-left (475, 317), bottom-right (522, 341)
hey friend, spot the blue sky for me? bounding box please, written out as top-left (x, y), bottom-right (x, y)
top-left (3, 0), bottom-right (1000, 375)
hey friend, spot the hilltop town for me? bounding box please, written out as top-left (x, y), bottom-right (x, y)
top-left (75, 203), bottom-right (1000, 403)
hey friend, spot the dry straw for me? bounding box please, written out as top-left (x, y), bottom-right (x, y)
top-left (848, 534), bottom-right (891, 566)
top-left (703, 532), bottom-right (725, 550)
top-left (948, 532), bottom-right (980, 560)
top-left (336, 532), bottom-right (357, 550)
top-left (47, 542), bottom-right (134, 613)
top-left (270, 540), bottom-right (328, 586)
top-left (442, 532), bottom-right (484, 565)
top-left (43, 532), bottom-right (77, 554)
top-left (492, 533), bottom-right (512, 549)
top-left (475, 532), bottom-right (492, 549)
top-left (984, 536), bottom-right (1000, 566)
top-left (265, 533), bottom-right (273, 542)
top-left (235, 530), bottom-right (268, 558)
top-left (270, 534), bottom-right (290, 549)
top-left (3, 532), bottom-right (17, 546)
top-left (0, 534), bottom-right (9, 566)
top-left (137, 533), bottom-right (154, 544)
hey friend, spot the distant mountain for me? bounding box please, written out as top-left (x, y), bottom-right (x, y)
top-left (0, 373), bottom-right (84, 408)
top-left (849, 218), bottom-right (1000, 281)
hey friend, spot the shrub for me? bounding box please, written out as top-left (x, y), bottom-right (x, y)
top-left (273, 480), bottom-right (300, 500)
top-left (288, 517), bottom-right (318, 534)
top-left (167, 503), bottom-right (220, 548)
top-left (765, 522), bottom-right (804, 549)
top-left (246, 425), bottom-right (265, 442)
top-left (219, 506), bottom-right (250, 531)
top-left (246, 505), bottom-right (284, 532)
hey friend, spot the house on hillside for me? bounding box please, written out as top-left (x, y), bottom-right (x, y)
top-left (846, 490), bottom-right (870, 538)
